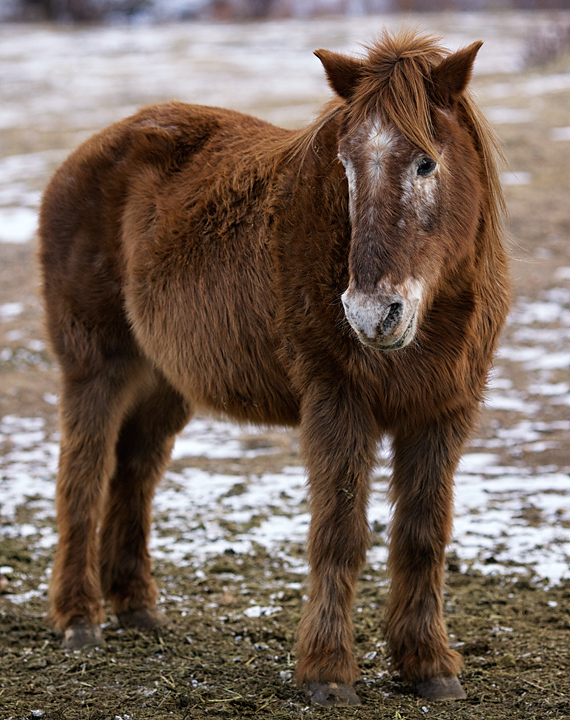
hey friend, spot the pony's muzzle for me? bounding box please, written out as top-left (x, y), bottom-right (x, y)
top-left (341, 287), bottom-right (418, 351)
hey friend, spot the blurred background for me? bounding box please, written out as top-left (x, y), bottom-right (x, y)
top-left (1, 0), bottom-right (569, 24)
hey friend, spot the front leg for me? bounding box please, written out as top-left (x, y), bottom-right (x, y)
top-left (295, 385), bottom-right (378, 706)
top-left (386, 413), bottom-right (475, 701)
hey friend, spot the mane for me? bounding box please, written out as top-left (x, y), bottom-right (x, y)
top-left (456, 92), bottom-right (506, 240)
top-left (277, 28), bottom-right (506, 242)
top-left (273, 98), bottom-right (345, 164)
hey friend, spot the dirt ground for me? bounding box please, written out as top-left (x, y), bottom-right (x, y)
top-left (1, 14), bottom-right (570, 720)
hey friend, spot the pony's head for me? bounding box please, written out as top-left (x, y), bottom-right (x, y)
top-left (315, 31), bottom-right (501, 351)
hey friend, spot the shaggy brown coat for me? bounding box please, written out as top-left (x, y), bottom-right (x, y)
top-left (39, 30), bottom-right (510, 705)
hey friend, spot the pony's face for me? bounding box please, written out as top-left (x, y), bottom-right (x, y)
top-left (337, 110), bottom-right (482, 352)
top-left (315, 37), bottom-right (486, 352)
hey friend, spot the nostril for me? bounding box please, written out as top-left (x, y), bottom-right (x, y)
top-left (381, 301), bottom-right (404, 334)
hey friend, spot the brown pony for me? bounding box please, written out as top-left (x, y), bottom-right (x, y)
top-left (39, 29), bottom-right (509, 707)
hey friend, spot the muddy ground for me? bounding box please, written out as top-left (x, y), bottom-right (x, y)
top-left (1, 12), bottom-right (570, 720)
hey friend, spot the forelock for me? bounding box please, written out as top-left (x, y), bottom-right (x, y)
top-left (346, 30), bottom-right (448, 159)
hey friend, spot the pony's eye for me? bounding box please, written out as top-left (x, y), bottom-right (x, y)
top-left (417, 157), bottom-right (437, 177)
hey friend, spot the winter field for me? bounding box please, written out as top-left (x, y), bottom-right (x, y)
top-left (1, 11), bottom-right (570, 720)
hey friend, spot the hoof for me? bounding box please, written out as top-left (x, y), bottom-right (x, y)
top-left (305, 682), bottom-right (361, 707)
top-left (62, 622), bottom-right (103, 649)
top-left (415, 676), bottom-right (467, 701)
top-left (117, 606), bottom-right (167, 630)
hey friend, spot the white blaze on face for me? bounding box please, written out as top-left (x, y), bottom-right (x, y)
top-left (340, 154), bottom-right (358, 223)
top-left (366, 120), bottom-right (395, 182)
top-left (339, 117), bottom-right (396, 224)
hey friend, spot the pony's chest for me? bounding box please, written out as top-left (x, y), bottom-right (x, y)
top-left (370, 340), bottom-right (482, 427)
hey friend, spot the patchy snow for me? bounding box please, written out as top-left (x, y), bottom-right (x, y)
top-left (486, 73), bottom-right (570, 101)
top-left (0, 13), bottom-right (569, 599)
top-left (244, 604), bottom-right (283, 618)
top-left (500, 171), bottom-right (532, 186)
top-left (555, 267), bottom-right (570, 281)
top-left (0, 302), bottom-right (24, 320)
top-left (0, 207), bottom-right (38, 244)
top-left (551, 126), bottom-right (570, 142)
top-left (171, 419), bottom-right (277, 460)
top-left (485, 107), bottom-right (534, 124)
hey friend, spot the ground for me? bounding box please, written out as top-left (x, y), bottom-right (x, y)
top-left (1, 11), bottom-right (570, 720)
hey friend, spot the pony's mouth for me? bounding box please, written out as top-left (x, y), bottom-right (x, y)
top-left (356, 314), bottom-right (416, 351)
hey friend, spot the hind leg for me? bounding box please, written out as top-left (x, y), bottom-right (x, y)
top-left (99, 375), bottom-right (192, 629)
top-left (49, 360), bottom-right (149, 648)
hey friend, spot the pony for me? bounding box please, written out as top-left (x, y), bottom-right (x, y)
top-left (39, 29), bottom-right (510, 707)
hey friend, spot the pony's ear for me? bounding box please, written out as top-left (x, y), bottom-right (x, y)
top-left (314, 49), bottom-right (364, 100)
top-left (430, 41), bottom-right (483, 108)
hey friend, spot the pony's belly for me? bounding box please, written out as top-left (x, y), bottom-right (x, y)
top-left (126, 290), bottom-right (300, 427)
top-left (161, 348), bottom-right (300, 427)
